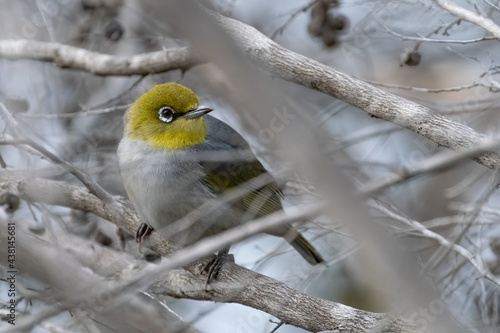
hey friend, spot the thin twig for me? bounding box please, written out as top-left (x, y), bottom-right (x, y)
top-left (1, 16), bottom-right (500, 171)
top-left (370, 201), bottom-right (500, 288)
top-left (0, 103), bottom-right (114, 204)
top-left (433, 0), bottom-right (500, 38)
top-left (386, 27), bottom-right (497, 44)
top-left (15, 104), bottom-right (129, 119)
top-left (270, 1), bottom-right (318, 39)
top-left (362, 138), bottom-right (500, 195)
top-left (0, 40), bottom-right (203, 76)
top-left (363, 79), bottom-right (499, 93)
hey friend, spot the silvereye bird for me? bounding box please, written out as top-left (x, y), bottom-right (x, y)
top-left (117, 82), bottom-right (323, 281)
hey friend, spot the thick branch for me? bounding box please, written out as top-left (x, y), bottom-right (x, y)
top-left (1, 14), bottom-right (498, 170)
top-left (0, 40), bottom-right (203, 75)
top-left (212, 14), bottom-right (500, 170)
top-left (0, 215), bottom-right (199, 333)
top-left (0, 169), bottom-right (178, 255)
top-left (0, 171), bottom-right (419, 332)
top-left (153, 269), bottom-right (415, 333)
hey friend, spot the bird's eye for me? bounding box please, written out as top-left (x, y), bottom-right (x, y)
top-left (158, 106), bottom-right (174, 123)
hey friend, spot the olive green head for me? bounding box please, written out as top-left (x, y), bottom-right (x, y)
top-left (125, 83), bottom-right (213, 150)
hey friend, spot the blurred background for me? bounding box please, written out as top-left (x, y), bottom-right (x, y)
top-left (2, 0), bottom-right (500, 332)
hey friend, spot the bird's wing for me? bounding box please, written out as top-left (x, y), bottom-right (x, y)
top-left (204, 115), bottom-right (250, 150)
top-left (196, 116), bottom-right (284, 218)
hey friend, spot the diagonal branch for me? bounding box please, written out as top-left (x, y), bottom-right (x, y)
top-left (362, 137), bottom-right (500, 195)
top-left (1, 12), bottom-right (498, 171)
top-left (0, 212), bottom-right (200, 333)
top-left (0, 103), bottom-right (115, 204)
top-left (433, 0), bottom-right (500, 38)
top-left (0, 170), bottom-right (419, 332)
top-left (371, 201), bottom-right (500, 287)
top-left (211, 13), bottom-right (500, 171)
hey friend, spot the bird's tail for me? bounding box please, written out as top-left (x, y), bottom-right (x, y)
top-left (289, 232), bottom-right (324, 265)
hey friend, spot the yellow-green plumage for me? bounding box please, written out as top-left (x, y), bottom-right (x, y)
top-left (203, 159), bottom-right (283, 217)
top-left (118, 82), bottom-right (324, 272)
top-left (126, 83), bottom-right (207, 150)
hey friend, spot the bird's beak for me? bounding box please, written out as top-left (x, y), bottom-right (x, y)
top-left (181, 106), bottom-right (213, 119)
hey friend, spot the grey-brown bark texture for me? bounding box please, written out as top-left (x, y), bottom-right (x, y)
top-left (0, 170), bottom-right (419, 332)
top-left (4, 2), bottom-right (496, 332)
top-left (0, 11), bottom-right (497, 170)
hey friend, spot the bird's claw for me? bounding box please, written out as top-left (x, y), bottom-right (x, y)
top-left (203, 250), bottom-right (228, 284)
top-left (136, 223), bottom-right (154, 243)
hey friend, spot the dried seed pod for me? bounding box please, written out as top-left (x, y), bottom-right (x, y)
top-left (321, 27), bottom-right (338, 47)
top-left (104, 19), bottom-right (124, 41)
top-left (308, 1), bottom-right (328, 36)
top-left (326, 13), bottom-right (348, 31)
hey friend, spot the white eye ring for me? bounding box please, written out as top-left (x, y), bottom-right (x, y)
top-left (159, 106), bottom-right (174, 123)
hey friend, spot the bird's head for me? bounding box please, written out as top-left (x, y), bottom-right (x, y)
top-left (125, 83), bottom-right (213, 150)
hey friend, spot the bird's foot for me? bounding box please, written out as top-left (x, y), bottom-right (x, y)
top-left (136, 223), bottom-right (154, 243)
top-left (203, 249), bottom-right (229, 284)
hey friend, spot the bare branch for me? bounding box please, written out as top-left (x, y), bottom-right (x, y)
top-left (152, 269), bottom-right (417, 333)
top-left (364, 80), bottom-right (497, 93)
top-left (15, 104), bottom-right (129, 119)
top-left (433, 0), bottom-right (500, 38)
top-left (0, 217), bottom-right (200, 333)
top-left (212, 13), bottom-right (500, 170)
top-left (363, 137), bottom-right (500, 195)
top-left (0, 40), bottom-right (203, 75)
top-left (385, 27), bottom-right (497, 44)
top-left (0, 169), bottom-right (179, 253)
top-left (1, 14), bottom-right (500, 171)
top-left (371, 201), bottom-right (500, 287)
top-left (484, 0), bottom-right (500, 11)
top-left (0, 103), bottom-right (115, 204)
top-left (270, 1), bottom-right (317, 39)
top-left (0, 171), bottom-right (419, 332)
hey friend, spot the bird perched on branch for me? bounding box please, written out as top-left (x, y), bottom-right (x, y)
top-left (117, 82), bottom-right (324, 282)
